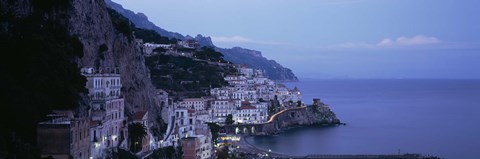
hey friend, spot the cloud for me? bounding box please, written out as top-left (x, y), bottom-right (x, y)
top-left (211, 36), bottom-right (283, 45)
top-left (377, 35), bottom-right (441, 47)
top-left (328, 35), bottom-right (442, 50)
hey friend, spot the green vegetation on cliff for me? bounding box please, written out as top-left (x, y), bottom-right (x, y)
top-left (107, 7), bottom-right (134, 40)
top-left (133, 27), bottom-right (177, 44)
top-left (145, 53), bottom-right (237, 98)
top-left (130, 22), bottom-right (238, 98)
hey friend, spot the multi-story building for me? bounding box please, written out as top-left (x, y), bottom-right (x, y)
top-left (239, 67), bottom-right (254, 78)
top-left (181, 137), bottom-right (198, 159)
top-left (37, 111), bottom-right (90, 159)
top-left (173, 108), bottom-right (196, 141)
top-left (142, 43), bottom-right (172, 55)
top-left (232, 102), bottom-right (268, 124)
top-left (177, 39), bottom-right (199, 49)
top-left (180, 122), bottom-right (213, 159)
top-left (179, 98), bottom-right (206, 111)
top-left (195, 109), bottom-right (213, 123)
top-left (194, 123), bottom-right (213, 159)
top-left (212, 100), bottom-right (236, 122)
top-left (81, 67), bottom-right (125, 158)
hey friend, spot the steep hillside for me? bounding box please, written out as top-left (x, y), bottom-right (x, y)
top-left (69, 1), bottom-right (166, 133)
top-left (105, 0), bottom-right (298, 81)
top-left (145, 53), bottom-right (237, 99)
top-left (105, 0), bottom-right (184, 40)
top-left (217, 47), bottom-right (298, 81)
top-left (0, 1), bottom-right (166, 157)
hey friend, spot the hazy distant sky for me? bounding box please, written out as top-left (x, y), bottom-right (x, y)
top-left (112, 0), bottom-right (480, 79)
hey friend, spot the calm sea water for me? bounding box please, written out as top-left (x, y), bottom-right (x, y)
top-left (248, 79), bottom-right (480, 159)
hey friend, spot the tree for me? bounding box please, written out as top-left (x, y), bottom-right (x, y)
top-left (207, 123), bottom-right (220, 144)
top-left (153, 47), bottom-right (166, 53)
top-left (259, 98), bottom-right (265, 102)
top-left (225, 114), bottom-right (234, 125)
top-left (288, 100), bottom-right (293, 107)
top-left (128, 123), bottom-right (147, 153)
top-left (195, 46), bottom-right (225, 62)
top-left (268, 104), bottom-right (276, 115)
top-left (217, 146), bottom-right (230, 159)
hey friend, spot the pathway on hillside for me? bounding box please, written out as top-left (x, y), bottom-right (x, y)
top-left (266, 106), bottom-right (307, 123)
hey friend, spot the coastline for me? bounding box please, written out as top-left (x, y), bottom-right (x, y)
top-left (236, 134), bottom-right (429, 159)
top-left (236, 135), bottom-right (291, 158)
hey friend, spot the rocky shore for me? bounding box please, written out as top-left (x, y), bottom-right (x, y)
top-left (258, 103), bottom-right (342, 135)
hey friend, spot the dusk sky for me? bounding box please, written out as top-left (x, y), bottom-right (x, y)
top-left (112, 0), bottom-right (480, 79)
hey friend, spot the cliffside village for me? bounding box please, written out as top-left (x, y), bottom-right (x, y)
top-left (36, 39), bottom-right (303, 159)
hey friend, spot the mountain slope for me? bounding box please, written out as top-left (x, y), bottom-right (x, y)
top-left (105, 0), bottom-right (298, 81)
top-left (105, 0), bottom-right (185, 40)
top-left (217, 47), bottom-right (298, 81)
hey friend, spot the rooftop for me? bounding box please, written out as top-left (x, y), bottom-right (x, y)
top-left (183, 98), bottom-right (204, 101)
top-left (240, 105), bottom-right (256, 110)
top-left (133, 111), bottom-right (148, 121)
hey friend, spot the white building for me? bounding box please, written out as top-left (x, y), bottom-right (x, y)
top-left (233, 102), bottom-right (267, 124)
top-left (143, 43), bottom-right (172, 55)
top-left (174, 108), bottom-right (196, 140)
top-left (180, 122), bottom-right (213, 159)
top-left (177, 39), bottom-right (199, 49)
top-left (82, 67), bottom-right (125, 159)
top-left (212, 100), bottom-right (236, 123)
top-left (194, 123), bottom-right (213, 159)
top-left (179, 98), bottom-right (206, 111)
top-left (195, 109), bottom-right (213, 123)
top-left (286, 86), bottom-right (302, 103)
top-left (239, 67), bottom-right (254, 78)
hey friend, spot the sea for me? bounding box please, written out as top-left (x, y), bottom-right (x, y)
top-left (247, 79), bottom-right (480, 159)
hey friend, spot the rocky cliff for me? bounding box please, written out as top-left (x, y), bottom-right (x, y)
top-left (260, 105), bottom-right (340, 135)
top-left (0, 0), bottom-right (165, 139)
top-left (104, 0), bottom-right (298, 81)
top-left (68, 0), bottom-right (166, 132)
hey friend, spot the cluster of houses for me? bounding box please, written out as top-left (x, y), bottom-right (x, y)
top-left (159, 65), bottom-right (303, 159)
top-left (36, 38), bottom-right (303, 159)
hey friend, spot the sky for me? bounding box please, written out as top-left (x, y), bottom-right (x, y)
top-left (112, 0), bottom-right (480, 79)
